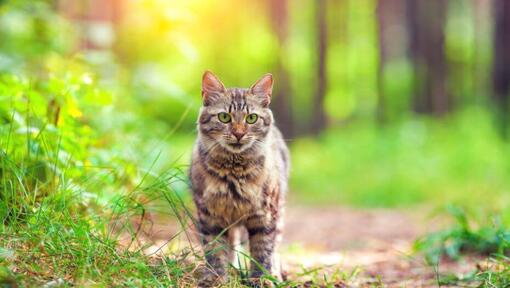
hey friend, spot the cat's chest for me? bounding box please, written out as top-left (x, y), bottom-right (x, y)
top-left (202, 174), bottom-right (264, 223)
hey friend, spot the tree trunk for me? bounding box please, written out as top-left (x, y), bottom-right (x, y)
top-left (493, 0), bottom-right (510, 137)
top-left (311, 0), bottom-right (327, 134)
top-left (376, 0), bottom-right (388, 123)
top-left (377, 0), bottom-right (407, 123)
top-left (472, 0), bottom-right (491, 101)
top-left (269, 0), bottom-right (293, 138)
top-left (406, 0), bottom-right (449, 115)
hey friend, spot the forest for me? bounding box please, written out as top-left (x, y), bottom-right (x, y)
top-left (1, 0), bottom-right (510, 286)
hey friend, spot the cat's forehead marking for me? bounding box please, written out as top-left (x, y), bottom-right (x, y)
top-left (227, 88), bottom-right (251, 113)
top-left (203, 87), bottom-right (263, 115)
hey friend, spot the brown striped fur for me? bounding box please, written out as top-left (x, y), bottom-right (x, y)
top-left (190, 71), bottom-right (289, 286)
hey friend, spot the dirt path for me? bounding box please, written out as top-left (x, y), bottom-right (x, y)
top-left (282, 206), bottom-right (479, 287)
top-left (137, 206), bottom-right (479, 287)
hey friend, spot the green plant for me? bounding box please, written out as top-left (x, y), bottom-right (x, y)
top-left (415, 206), bottom-right (510, 263)
top-left (414, 206), bottom-right (510, 287)
top-left (474, 255), bottom-right (510, 287)
top-left (0, 56), bottom-right (199, 286)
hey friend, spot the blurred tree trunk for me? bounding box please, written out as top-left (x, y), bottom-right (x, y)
top-left (493, 0), bottom-right (510, 138)
top-left (376, 0), bottom-right (404, 123)
top-left (406, 0), bottom-right (450, 115)
top-left (376, 0), bottom-right (388, 123)
top-left (269, 0), bottom-right (293, 138)
top-left (377, 0), bottom-right (406, 123)
top-left (311, 0), bottom-right (327, 134)
top-left (473, 0), bottom-right (491, 101)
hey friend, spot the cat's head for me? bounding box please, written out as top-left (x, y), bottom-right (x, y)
top-left (197, 71), bottom-right (274, 153)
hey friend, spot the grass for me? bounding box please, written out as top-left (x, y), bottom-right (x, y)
top-left (0, 128), bottom-right (194, 286)
top-left (414, 205), bottom-right (510, 286)
top-left (415, 205), bottom-right (510, 263)
top-left (475, 255), bottom-right (510, 287)
top-left (0, 69), bottom-right (200, 286)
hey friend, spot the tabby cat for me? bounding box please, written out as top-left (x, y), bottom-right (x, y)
top-left (189, 71), bottom-right (290, 286)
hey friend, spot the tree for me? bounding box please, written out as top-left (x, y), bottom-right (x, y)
top-left (377, 0), bottom-right (404, 123)
top-left (376, 0), bottom-right (389, 123)
top-left (269, 0), bottom-right (293, 138)
top-left (311, 0), bottom-right (328, 134)
top-left (406, 0), bottom-right (449, 115)
top-left (492, 0), bottom-right (510, 137)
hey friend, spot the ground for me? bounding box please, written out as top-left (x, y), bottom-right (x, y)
top-left (282, 206), bottom-right (479, 287)
top-left (132, 205), bottom-right (480, 287)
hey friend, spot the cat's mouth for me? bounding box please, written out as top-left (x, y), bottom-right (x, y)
top-left (225, 141), bottom-right (251, 152)
top-left (228, 143), bottom-right (243, 148)
top-left (223, 139), bottom-right (252, 152)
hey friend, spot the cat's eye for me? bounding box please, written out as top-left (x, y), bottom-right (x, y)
top-left (246, 113), bottom-right (258, 124)
top-left (218, 112), bottom-right (231, 123)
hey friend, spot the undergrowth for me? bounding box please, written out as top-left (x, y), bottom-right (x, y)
top-left (0, 71), bottom-right (199, 286)
top-left (291, 109), bottom-right (510, 210)
top-left (415, 205), bottom-right (510, 287)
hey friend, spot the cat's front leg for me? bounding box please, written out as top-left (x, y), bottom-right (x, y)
top-left (197, 218), bottom-right (229, 287)
top-left (246, 214), bottom-right (279, 283)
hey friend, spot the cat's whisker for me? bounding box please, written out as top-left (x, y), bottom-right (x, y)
top-left (281, 138), bottom-right (295, 142)
top-left (201, 141), bottom-right (221, 155)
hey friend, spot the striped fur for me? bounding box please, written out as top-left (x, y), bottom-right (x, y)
top-left (190, 71), bottom-right (289, 286)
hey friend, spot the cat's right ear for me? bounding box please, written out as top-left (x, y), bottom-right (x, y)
top-left (202, 71), bottom-right (226, 106)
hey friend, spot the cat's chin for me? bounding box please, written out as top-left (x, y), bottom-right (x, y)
top-left (223, 142), bottom-right (251, 153)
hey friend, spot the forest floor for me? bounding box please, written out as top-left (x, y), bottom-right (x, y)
top-left (133, 206), bottom-right (481, 287)
top-left (281, 206), bottom-right (480, 287)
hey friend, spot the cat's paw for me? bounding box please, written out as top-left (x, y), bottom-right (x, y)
top-left (197, 274), bottom-right (226, 288)
top-left (197, 267), bottom-right (227, 288)
top-left (246, 277), bottom-right (275, 288)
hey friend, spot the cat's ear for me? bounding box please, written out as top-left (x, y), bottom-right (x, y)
top-left (249, 73), bottom-right (273, 108)
top-left (202, 71), bottom-right (226, 106)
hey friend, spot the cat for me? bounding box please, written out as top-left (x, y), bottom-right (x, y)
top-left (189, 71), bottom-right (290, 286)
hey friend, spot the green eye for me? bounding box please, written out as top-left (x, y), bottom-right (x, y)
top-left (218, 112), bottom-right (231, 123)
top-left (246, 113), bottom-right (258, 124)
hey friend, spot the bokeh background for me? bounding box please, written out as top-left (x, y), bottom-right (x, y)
top-left (2, 0), bottom-right (510, 222)
top-left (1, 0), bottom-right (510, 285)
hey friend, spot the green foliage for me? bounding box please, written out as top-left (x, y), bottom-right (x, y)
top-left (429, 256), bottom-right (510, 288)
top-left (290, 108), bottom-right (510, 209)
top-left (475, 256), bottom-right (510, 287)
top-left (0, 5), bottom-right (195, 282)
top-left (0, 0), bottom-right (74, 74)
top-left (414, 206), bottom-right (510, 287)
top-left (415, 206), bottom-right (510, 263)
top-left (0, 57), bottom-right (196, 285)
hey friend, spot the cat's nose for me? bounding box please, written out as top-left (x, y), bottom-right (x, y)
top-left (232, 130), bottom-right (246, 141)
top-left (232, 125), bottom-right (246, 141)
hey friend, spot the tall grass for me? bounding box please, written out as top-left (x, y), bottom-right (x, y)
top-left (0, 71), bottom-right (202, 286)
top-left (0, 162), bottom-right (196, 286)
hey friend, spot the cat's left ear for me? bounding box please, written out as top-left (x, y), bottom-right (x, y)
top-left (249, 73), bottom-right (273, 108)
